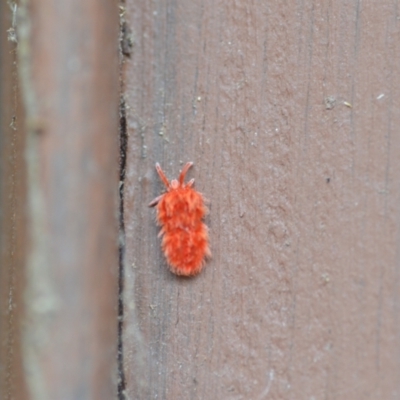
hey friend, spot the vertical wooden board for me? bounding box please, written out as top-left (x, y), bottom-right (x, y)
top-left (16, 0), bottom-right (120, 399)
top-left (0, 2), bottom-right (28, 399)
top-left (121, 0), bottom-right (400, 398)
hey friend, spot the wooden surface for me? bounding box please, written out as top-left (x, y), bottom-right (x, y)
top-left (1, 1), bottom-right (120, 399)
top-left (0, 2), bottom-right (28, 399)
top-left (121, 1), bottom-right (400, 399)
top-left (1, 1), bottom-right (400, 399)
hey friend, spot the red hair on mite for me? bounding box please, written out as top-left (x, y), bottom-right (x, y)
top-left (149, 162), bottom-right (211, 276)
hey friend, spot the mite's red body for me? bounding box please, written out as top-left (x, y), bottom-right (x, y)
top-left (149, 162), bottom-right (211, 276)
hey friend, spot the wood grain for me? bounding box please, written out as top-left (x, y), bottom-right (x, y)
top-left (0, 2), bottom-right (28, 398)
top-left (0, 1), bottom-right (120, 399)
top-left (121, 1), bottom-right (400, 399)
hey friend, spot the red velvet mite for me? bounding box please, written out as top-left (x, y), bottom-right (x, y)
top-left (149, 162), bottom-right (211, 276)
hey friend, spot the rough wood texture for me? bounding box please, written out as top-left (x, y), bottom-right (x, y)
top-left (9, 0), bottom-right (120, 399)
top-left (121, 1), bottom-right (400, 398)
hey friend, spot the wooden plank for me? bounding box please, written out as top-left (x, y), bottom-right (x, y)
top-left (121, 0), bottom-right (400, 398)
top-left (11, 0), bottom-right (120, 398)
top-left (0, 2), bottom-right (28, 399)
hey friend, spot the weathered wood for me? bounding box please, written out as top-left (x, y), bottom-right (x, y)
top-left (1, 0), bottom-right (121, 399)
top-left (0, 3), bottom-right (28, 399)
top-left (121, 0), bottom-right (400, 398)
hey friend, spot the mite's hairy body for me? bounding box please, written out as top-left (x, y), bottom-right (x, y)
top-left (149, 162), bottom-right (211, 276)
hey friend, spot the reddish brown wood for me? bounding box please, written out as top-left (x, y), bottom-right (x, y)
top-left (2, 0), bottom-right (121, 399)
top-left (121, 0), bottom-right (400, 398)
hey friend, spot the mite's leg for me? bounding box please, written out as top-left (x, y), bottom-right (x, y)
top-left (179, 162), bottom-right (194, 185)
top-left (155, 163), bottom-right (170, 188)
top-left (148, 194), bottom-right (164, 207)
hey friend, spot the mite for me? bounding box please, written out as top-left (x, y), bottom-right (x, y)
top-left (149, 162), bottom-right (211, 276)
